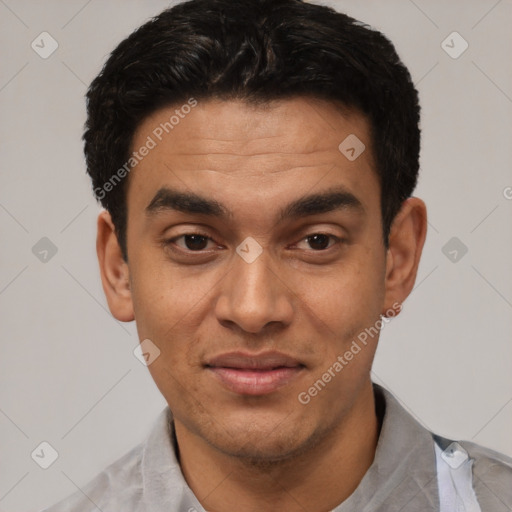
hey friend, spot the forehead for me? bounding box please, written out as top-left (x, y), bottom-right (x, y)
top-left (133, 97), bottom-right (371, 160)
top-left (126, 97), bottom-right (380, 221)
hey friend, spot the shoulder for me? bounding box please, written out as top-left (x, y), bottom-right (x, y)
top-left (435, 433), bottom-right (512, 511)
top-left (461, 440), bottom-right (512, 510)
top-left (461, 439), bottom-right (512, 472)
top-left (39, 407), bottom-right (183, 512)
top-left (39, 442), bottom-right (144, 512)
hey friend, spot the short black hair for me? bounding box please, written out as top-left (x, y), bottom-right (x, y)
top-left (84, 0), bottom-right (420, 260)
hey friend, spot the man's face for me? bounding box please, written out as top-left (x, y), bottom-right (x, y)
top-left (124, 97), bottom-right (389, 460)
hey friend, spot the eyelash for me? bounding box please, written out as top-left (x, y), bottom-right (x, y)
top-left (165, 230), bottom-right (218, 253)
top-left (164, 231), bottom-right (343, 255)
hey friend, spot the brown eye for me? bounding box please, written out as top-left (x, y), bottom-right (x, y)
top-left (298, 233), bottom-right (340, 251)
top-left (167, 232), bottom-right (216, 252)
top-left (306, 234), bottom-right (332, 250)
top-left (181, 234), bottom-right (209, 251)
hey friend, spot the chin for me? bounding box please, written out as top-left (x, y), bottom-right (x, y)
top-left (202, 414), bottom-right (321, 464)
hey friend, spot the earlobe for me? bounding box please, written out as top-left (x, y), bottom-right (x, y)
top-left (96, 210), bottom-right (135, 322)
top-left (382, 197), bottom-right (427, 315)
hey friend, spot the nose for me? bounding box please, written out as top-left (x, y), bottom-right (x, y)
top-left (214, 247), bottom-right (294, 334)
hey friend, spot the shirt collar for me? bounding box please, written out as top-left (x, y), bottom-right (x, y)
top-left (334, 383), bottom-right (439, 511)
top-left (141, 407), bottom-right (205, 511)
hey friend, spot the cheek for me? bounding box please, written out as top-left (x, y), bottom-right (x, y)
top-left (129, 258), bottom-right (185, 352)
top-left (128, 254), bottom-right (217, 374)
top-left (317, 247), bottom-right (384, 312)
top-left (129, 244), bottom-right (194, 322)
top-left (314, 249), bottom-right (386, 356)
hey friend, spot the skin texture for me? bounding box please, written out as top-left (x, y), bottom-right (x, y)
top-left (96, 97), bottom-right (427, 511)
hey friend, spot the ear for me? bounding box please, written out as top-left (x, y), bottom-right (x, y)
top-left (382, 197), bottom-right (427, 317)
top-left (96, 210), bottom-right (135, 322)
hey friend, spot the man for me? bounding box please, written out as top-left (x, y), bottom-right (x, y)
top-left (41, 0), bottom-right (512, 510)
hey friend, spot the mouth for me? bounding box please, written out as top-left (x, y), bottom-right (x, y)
top-left (204, 351), bottom-right (305, 396)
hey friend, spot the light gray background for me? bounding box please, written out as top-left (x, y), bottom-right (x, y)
top-left (1, 0), bottom-right (511, 510)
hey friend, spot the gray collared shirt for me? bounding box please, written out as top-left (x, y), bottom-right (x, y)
top-left (40, 384), bottom-right (512, 511)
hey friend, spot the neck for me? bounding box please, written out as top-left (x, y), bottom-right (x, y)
top-left (174, 382), bottom-right (380, 512)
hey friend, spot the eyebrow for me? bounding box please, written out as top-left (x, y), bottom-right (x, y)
top-left (145, 186), bottom-right (365, 222)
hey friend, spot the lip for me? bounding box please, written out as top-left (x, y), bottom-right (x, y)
top-left (205, 351), bottom-right (305, 395)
